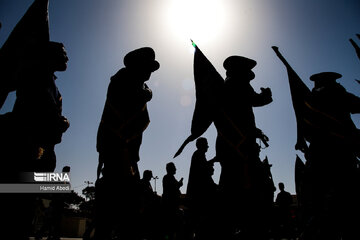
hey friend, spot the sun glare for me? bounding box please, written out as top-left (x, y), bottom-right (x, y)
top-left (166, 0), bottom-right (226, 44)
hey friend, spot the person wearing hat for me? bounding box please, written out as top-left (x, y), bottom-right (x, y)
top-left (8, 41), bottom-right (70, 174)
top-left (96, 47), bottom-right (159, 239)
top-left (308, 71), bottom-right (360, 149)
top-left (214, 55), bottom-right (273, 238)
top-left (97, 47), bottom-right (159, 178)
top-left (218, 55), bottom-right (272, 151)
top-left (300, 72), bottom-right (360, 239)
top-left (216, 55), bottom-right (273, 188)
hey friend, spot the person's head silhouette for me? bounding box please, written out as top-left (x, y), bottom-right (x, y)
top-left (196, 137), bottom-right (209, 152)
top-left (278, 182), bottom-right (285, 192)
top-left (166, 162), bottom-right (176, 175)
top-left (223, 55), bottom-right (257, 81)
top-left (310, 72), bottom-right (342, 89)
top-left (46, 41), bottom-right (68, 72)
top-left (143, 170), bottom-right (153, 182)
top-left (62, 165), bottom-right (70, 173)
top-left (123, 47), bottom-right (160, 82)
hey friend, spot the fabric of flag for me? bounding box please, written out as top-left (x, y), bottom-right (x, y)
top-left (0, 0), bottom-right (49, 109)
top-left (295, 155), bottom-right (306, 207)
top-left (350, 35), bottom-right (360, 62)
top-left (272, 46), bottom-right (312, 152)
top-left (174, 42), bottom-right (224, 158)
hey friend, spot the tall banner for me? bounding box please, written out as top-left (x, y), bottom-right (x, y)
top-left (174, 41), bottom-right (224, 158)
top-left (0, 0), bottom-right (49, 108)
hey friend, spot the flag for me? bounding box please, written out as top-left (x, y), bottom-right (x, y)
top-left (273, 46), bottom-right (360, 154)
top-left (0, 0), bottom-right (49, 109)
top-left (174, 41), bottom-right (224, 158)
top-left (272, 46), bottom-right (311, 152)
top-left (350, 35), bottom-right (360, 84)
top-left (350, 34), bottom-right (360, 63)
top-left (295, 155), bottom-right (306, 207)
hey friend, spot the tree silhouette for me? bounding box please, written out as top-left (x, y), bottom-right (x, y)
top-left (82, 186), bottom-right (96, 201)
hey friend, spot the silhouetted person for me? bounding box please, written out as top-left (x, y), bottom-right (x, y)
top-left (1, 41), bottom-right (69, 179)
top-left (139, 170), bottom-right (162, 240)
top-left (216, 55), bottom-right (272, 191)
top-left (162, 162), bottom-right (183, 240)
top-left (140, 170), bottom-right (158, 205)
top-left (0, 2), bottom-right (68, 239)
top-left (301, 72), bottom-right (360, 240)
top-left (97, 47), bottom-right (159, 181)
top-left (262, 157), bottom-right (276, 206)
top-left (276, 182), bottom-right (292, 209)
top-left (33, 197), bottom-right (47, 240)
top-left (186, 137), bottom-right (218, 239)
top-left (275, 182), bottom-right (293, 239)
top-left (46, 166), bottom-right (70, 240)
top-left (214, 55), bottom-right (272, 239)
top-left (11, 41), bottom-right (69, 172)
top-left (96, 47), bottom-right (159, 239)
top-left (94, 167), bottom-right (111, 240)
top-left (260, 157), bottom-right (277, 237)
top-left (35, 199), bottom-right (54, 240)
top-left (0, 41), bottom-right (69, 240)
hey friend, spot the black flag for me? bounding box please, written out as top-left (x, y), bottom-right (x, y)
top-left (272, 46), bottom-right (311, 152)
top-left (295, 155), bottom-right (306, 207)
top-left (350, 34), bottom-right (360, 63)
top-left (350, 34), bottom-right (360, 83)
top-left (174, 41), bottom-right (224, 158)
top-left (0, 0), bottom-right (49, 109)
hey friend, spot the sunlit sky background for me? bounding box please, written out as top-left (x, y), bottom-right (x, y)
top-left (1, 0), bottom-right (359, 197)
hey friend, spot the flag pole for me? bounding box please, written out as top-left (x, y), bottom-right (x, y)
top-left (190, 39), bottom-right (196, 47)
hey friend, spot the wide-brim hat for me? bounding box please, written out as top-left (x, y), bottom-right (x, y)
top-left (223, 55), bottom-right (257, 71)
top-left (310, 72), bottom-right (342, 82)
top-left (124, 47), bottom-right (160, 72)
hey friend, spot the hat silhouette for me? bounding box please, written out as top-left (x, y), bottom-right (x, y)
top-left (124, 47), bottom-right (160, 72)
top-left (223, 55), bottom-right (257, 71)
top-left (310, 72), bottom-right (342, 82)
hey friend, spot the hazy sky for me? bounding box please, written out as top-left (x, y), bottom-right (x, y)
top-left (1, 0), bottom-right (359, 197)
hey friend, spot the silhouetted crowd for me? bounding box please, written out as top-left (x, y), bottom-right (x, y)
top-left (1, 1), bottom-right (360, 240)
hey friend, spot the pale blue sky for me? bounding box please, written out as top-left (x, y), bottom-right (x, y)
top-left (1, 0), bottom-right (359, 197)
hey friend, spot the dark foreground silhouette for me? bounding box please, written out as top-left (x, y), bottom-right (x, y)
top-left (273, 46), bottom-right (360, 240)
top-left (1, 1), bottom-right (360, 240)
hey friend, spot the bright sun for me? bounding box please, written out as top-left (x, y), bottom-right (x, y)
top-left (166, 0), bottom-right (226, 44)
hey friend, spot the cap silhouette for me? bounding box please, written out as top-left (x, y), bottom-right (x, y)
top-left (310, 72), bottom-right (342, 82)
top-left (124, 47), bottom-right (160, 72)
top-left (223, 55), bottom-right (257, 71)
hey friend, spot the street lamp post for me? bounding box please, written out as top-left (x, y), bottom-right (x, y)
top-left (152, 176), bottom-right (159, 195)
